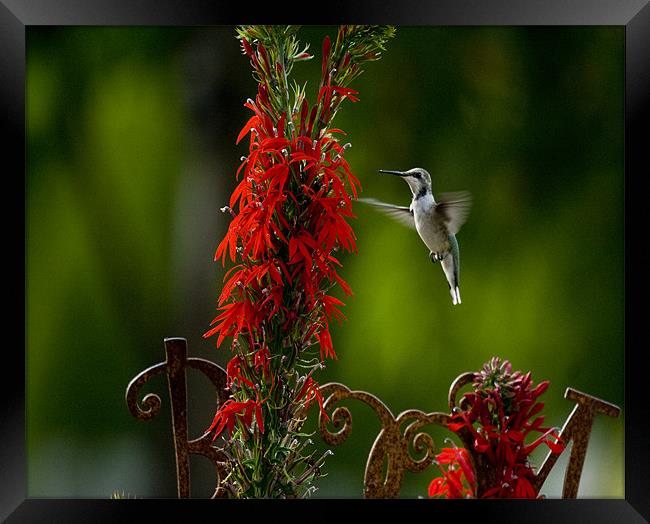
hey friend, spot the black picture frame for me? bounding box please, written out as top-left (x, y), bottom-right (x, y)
top-left (5, 1), bottom-right (649, 522)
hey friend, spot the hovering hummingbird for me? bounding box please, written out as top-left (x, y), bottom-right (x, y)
top-left (360, 168), bottom-right (471, 305)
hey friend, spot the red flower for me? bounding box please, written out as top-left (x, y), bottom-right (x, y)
top-left (226, 354), bottom-right (254, 389)
top-left (207, 396), bottom-right (265, 439)
top-left (253, 346), bottom-right (271, 378)
top-left (321, 294), bottom-right (346, 324)
top-left (428, 446), bottom-right (475, 499)
top-left (206, 83), bottom-right (359, 361)
top-left (438, 358), bottom-right (565, 498)
top-left (204, 300), bottom-right (256, 349)
top-left (296, 377), bottom-right (329, 422)
top-left (315, 324), bottom-right (336, 360)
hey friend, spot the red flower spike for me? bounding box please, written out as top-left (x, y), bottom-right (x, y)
top-left (431, 358), bottom-right (562, 499)
top-left (207, 32), bottom-right (377, 492)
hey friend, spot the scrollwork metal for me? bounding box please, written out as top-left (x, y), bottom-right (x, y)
top-left (398, 410), bottom-right (451, 472)
top-left (316, 376), bottom-right (620, 498)
top-left (125, 362), bottom-right (167, 420)
top-left (125, 337), bottom-right (229, 498)
top-left (447, 371), bottom-right (475, 412)
top-left (318, 383), bottom-right (394, 448)
top-left (127, 345), bottom-right (621, 499)
top-left (318, 383), bottom-right (452, 498)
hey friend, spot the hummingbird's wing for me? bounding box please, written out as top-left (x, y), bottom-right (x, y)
top-left (434, 191), bottom-right (472, 235)
top-left (358, 197), bottom-right (416, 229)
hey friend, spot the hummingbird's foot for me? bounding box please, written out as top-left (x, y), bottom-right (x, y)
top-left (429, 251), bottom-right (449, 264)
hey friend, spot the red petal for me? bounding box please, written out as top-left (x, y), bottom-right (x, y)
top-left (546, 439), bottom-right (565, 454)
top-left (237, 115), bottom-right (258, 145)
top-left (447, 422), bottom-right (466, 432)
top-left (428, 477), bottom-right (447, 498)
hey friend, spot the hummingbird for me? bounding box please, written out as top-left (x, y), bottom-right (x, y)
top-left (360, 167), bottom-right (471, 305)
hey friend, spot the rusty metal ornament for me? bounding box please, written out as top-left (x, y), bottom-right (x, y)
top-left (125, 338), bottom-right (230, 498)
top-left (317, 383), bottom-right (451, 498)
top-left (533, 387), bottom-right (621, 498)
top-left (317, 373), bottom-right (621, 498)
top-left (127, 340), bottom-right (621, 499)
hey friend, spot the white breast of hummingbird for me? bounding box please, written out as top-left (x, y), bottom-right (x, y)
top-left (411, 192), bottom-right (450, 253)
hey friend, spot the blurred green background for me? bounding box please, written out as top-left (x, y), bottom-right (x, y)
top-left (26, 26), bottom-right (623, 499)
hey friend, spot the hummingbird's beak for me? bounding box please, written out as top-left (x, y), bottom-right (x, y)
top-left (378, 169), bottom-right (408, 177)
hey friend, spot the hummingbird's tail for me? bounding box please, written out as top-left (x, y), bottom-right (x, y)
top-left (450, 285), bottom-right (461, 305)
top-left (442, 237), bottom-right (461, 305)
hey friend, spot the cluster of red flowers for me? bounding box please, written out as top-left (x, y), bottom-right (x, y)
top-left (428, 445), bottom-right (476, 498)
top-left (429, 358), bottom-right (564, 499)
top-left (205, 34), bottom-right (361, 440)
